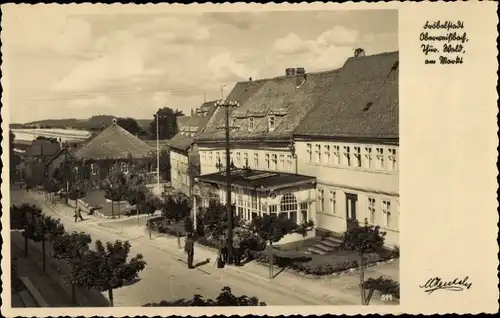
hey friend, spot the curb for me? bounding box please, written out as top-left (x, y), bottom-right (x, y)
top-left (19, 276), bottom-right (49, 307)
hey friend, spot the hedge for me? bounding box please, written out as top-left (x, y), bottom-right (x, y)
top-left (250, 248), bottom-right (399, 276)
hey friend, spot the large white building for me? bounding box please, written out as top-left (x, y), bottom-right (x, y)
top-left (194, 50), bottom-right (399, 248)
top-left (293, 52), bottom-right (399, 247)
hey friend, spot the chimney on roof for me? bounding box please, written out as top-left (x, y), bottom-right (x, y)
top-left (249, 77), bottom-right (253, 81)
top-left (191, 108), bottom-right (194, 116)
top-left (285, 68), bottom-right (296, 76)
top-left (295, 67), bottom-right (306, 87)
top-left (354, 48), bottom-right (366, 58)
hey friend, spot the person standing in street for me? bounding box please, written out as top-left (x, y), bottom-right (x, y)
top-left (220, 234), bottom-right (228, 264)
top-left (232, 234), bottom-right (242, 266)
top-left (185, 233), bottom-right (195, 269)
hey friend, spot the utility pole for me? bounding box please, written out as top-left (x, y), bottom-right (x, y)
top-left (156, 109), bottom-right (161, 196)
top-left (215, 96), bottom-right (239, 265)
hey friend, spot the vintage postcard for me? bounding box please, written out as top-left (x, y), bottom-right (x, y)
top-left (1, 2), bottom-right (498, 316)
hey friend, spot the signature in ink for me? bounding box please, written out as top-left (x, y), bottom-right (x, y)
top-left (420, 276), bottom-right (472, 294)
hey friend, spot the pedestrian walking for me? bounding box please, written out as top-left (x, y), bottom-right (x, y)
top-left (74, 207), bottom-right (84, 223)
top-left (185, 233), bottom-right (195, 269)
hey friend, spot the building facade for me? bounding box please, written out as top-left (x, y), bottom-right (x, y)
top-left (70, 119), bottom-right (156, 188)
top-left (293, 51), bottom-right (400, 247)
top-left (168, 101), bottom-right (217, 196)
top-left (195, 68), bottom-right (334, 242)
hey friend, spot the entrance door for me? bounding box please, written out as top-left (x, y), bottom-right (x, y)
top-left (345, 193), bottom-right (359, 231)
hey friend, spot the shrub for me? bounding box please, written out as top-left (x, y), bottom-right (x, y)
top-left (251, 249), bottom-right (396, 277)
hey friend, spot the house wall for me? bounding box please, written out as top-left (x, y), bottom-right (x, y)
top-left (296, 140), bottom-right (400, 248)
top-left (47, 153), bottom-right (66, 180)
top-left (198, 146), bottom-right (296, 176)
top-left (170, 149), bottom-right (191, 195)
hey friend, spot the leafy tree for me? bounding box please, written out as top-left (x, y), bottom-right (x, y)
top-left (81, 240), bottom-right (147, 307)
top-left (43, 180), bottom-right (61, 204)
top-left (117, 117), bottom-right (146, 137)
top-left (143, 287), bottom-right (267, 307)
top-left (201, 200), bottom-right (239, 240)
top-left (24, 212), bottom-right (65, 272)
top-left (342, 219), bottom-right (386, 305)
top-left (103, 171), bottom-right (129, 218)
top-left (52, 231), bottom-right (92, 304)
top-left (14, 204), bottom-right (42, 257)
top-left (149, 107), bottom-right (184, 140)
top-left (162, 195), bottom-right (191, 223)
top-left (250, 214), bottom-right (297, 247)
top-left (363, 276), bottom-right (400, 305)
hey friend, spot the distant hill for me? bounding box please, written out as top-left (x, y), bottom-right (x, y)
top-left (12, 116), bottom-right (152, 132)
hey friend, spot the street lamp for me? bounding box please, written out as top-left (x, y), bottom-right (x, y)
top-left (214, 98), bottom-right (239, 264)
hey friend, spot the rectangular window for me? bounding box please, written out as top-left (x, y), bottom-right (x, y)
top-left (343, 146), bottom-right (351, 166)
top-left (108, 164), bottom-right (115, 174)
top-left (318, 189), bottom-right (324, 212)
top-left (368, 198), bottom-right (376, 224)
top-left (279, 154), bottom-right (285, 170)
top-left (268, 116), bottom-right (276, 131)
top-left (271, 154), bottom-right (278, 170)
top-left (121, 162), bottom-right (129, 173)
top-left (333, 145), bottom-right (340, 165)
top-left (91, 163), bottom-right (98, 175)
top-left (265, 153), bottom-right (270, 169)
top-left (243, 152), bottom-right (249, 167)
top-left (201, 152), bottom-right (206, 163)
top-left (236, 152), bottom-right (241, 166)
top-left (216, 152), bottom-right (221, 165)
top-left (286, 154), bottom-right (293, 172)
top-left (269, 204), bottom-right (278, 216)
top-left (248, 117), bottom-right (254, 131)
top-left (306, 143), bottom-right (312, 163)
top-left (382, 200), bottom-right (391, 227)
top-left (353, 146), bottom-right (362, 167)
top-left (300, 202), bottom-right (308, 223)
top-left (388, 148), bottom-right (397, 171)
top-left (376, 148), bottom-right (385, 170)
top-left (315, 144), bottom-right (321, 164)
top-left (253, 153), bottom-right (259, 168)
top-left (208, 152), bottom-right (213, 165)
top-left (324, 145), bottom-right (331, 165)
top-left (329, 191), bottom-right (336, 214)
top-left (364, 147), bottom-right (373, 169)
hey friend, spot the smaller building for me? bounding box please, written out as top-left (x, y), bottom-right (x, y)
top-left (71, 119), bottom-right (156, 187)
top-left (195, 168), bottom-right (317, 244)
top-left (168, 101), bottom-right (217, 196)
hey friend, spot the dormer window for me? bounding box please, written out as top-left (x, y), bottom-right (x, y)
top-left (268, 116), bottom-right (275, 132)
top-left (248, 117), bottom-right (254, 131)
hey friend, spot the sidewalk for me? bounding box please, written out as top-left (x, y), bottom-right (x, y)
top-left (94, 210), bottom-right (400, 305)
top-left (11, 239), bottom-right (73, 307)
top-left (11, 231), bottom-right (110, 307)
top-left (28, 191), bottom-right (398, 306)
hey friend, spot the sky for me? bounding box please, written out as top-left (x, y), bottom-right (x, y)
top-left (2, 5), bottom-right (398, 124)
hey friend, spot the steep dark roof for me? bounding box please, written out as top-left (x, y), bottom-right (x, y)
top-left (294, 51), bottom-right (399, 139)
top-left (144, 140), bottom-right (171, 150)
top-left (73, 122), bottom-right (154, 160)
top-left (166, 133), bottom-right (195, 152)
top-left (200, 81), bottom-right (267, 136)
top-left (168, 101), bottom-right (218, 152)
top-left (195, 69), bottom-right (337, 143)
